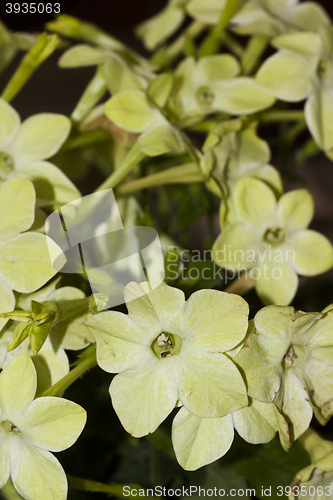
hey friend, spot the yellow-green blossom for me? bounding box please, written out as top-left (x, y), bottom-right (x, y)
top-left (86, 281), bottom-right (249, 437)
top-left (0, 99), bottom-right (79, 205)
top-left (235, 306), bottom-right (333, 442)
top-left (0, 355), bottom-right (86, 500)
top-left (213, 178), bottom-right (333, 305)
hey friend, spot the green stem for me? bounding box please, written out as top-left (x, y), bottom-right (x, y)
top-left (295, 139), bottom-right (320, 168)
top-left (67, 476), bottom-right (145, 498)
top-left (71, 65), bottom-right (107, 123)
top-left (241, 35), bottom-right (269, 75)
top-left (95, 143), bottom-right (145, 192)
top-left (39, 345), bottom-right (97, 398)
top-left (223, 32), bottom-right (244, 58)
top-left (151, 21), bottom-right (205, 67)
top-left (199, 0), bottom-right (243, 57)
top-left (258, 110), bottom-right (305, 123)
top-left (117, 163), bottom-right (203, 195)
top-left (1, 33), bottom-right (59, 102)
top-left (224, 272), bottom-right (255, 295)
top-left (61, 129), bottom-right (110, 152)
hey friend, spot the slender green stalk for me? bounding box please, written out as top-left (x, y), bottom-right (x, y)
top-left (61, 129), bottom-right (110, 152)
top-left (224, 273), bottom-right (255, 295)
top-left (295, 139), bottom-right (320, 168)
top-left (67, 476), bottom-right (145, 498)
top-left (241, 35), bottom-right (269, 75)
top-left (258, 110), bottom-right (305, 123)
top-left (151, 21), bottom-right (205, 67)
top-left (95, 144), bottom-right (145, 192)
top-left (199, 0), bottom-right (242, 57)
top-left (1, 33), bottom-right (59, 102)
top-left (224, 32), bottom-right (244, 58)
top-left (117, 163), bottom-right (203, 195)
top-left (71, 65), bottom-right (108, 123)
top-left (39, 345), bottom-right (97, 398)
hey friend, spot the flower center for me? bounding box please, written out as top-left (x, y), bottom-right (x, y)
top-left (0, 151), bottom-right (14, 179)
top-left (1, 420), bottom-right (21, 435)
top-left (283, 346), bottom-right (297, 367)
top-left (196, 86), bottom-right (215, 106)
top-left (151, 332), bottom-right (182, 358)
top-left (263, 227), bottom-right (285, 246)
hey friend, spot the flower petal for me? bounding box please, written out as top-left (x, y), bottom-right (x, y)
top-left (276, 189), bottom-right (314, 232)
top-left (289, 230), bottom-right (333, 276)
top-left (305, 83), bottom-right (333, 151)
top-left (280, 369), bottom-right (313, 441)
top-left (0, 355), bottom-right (36, 418)
top-left (0, 177), bottom-right (35, 238)
top-left (182, 289), bottom-right (249, 351)
top-left (104, 90), bottom-right (162, 133)
top-left (172, 407), bottom-right (234, 470)
top-left (256, 258), bottom-right (298, 305)
top-left (213, 223), bottom-right (261, 270)
top-left (124, 281), bottom-right (186, 335)
top-left (87, 312), bottom-right (155, 373)
top-left (110, 357), bottom-right (179, 437)
top-left (232, 399), bottom-right (277, 444)
top-left (11, 114), bottom-right (71, 164)
top-left (198, 54), bottom-right (240, 81)
top-left (33, 337), bottom-right (69, 396)
top-left (0, 98), bottom-right (20, 150)
top-left (256, 51), bottom-right (316, 102)
top-left (234, 178), bottom-right (276, 228)
top-left (59, 44), bottom-right (108, 67)
top-left (20, 396), bottom-right (86, 452)
top-left (0, 233), bottom-right (60, 293)
top-left (0, 435), bottom-right (11, 489)
top-left (213, 78), bottom-right (275, 114)
top-left (0, 280), bottom-right (15, 331)
top-left (178, 344), bottom-right (247, 417)
top-left (17, 161), bottom-right (81, 205)
top-left (10, 441), bottom-right (67, 500)
top-left (136, 5), bottom-right (184, 50)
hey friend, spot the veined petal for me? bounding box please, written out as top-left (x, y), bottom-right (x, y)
top-left (10, 440), bottom-right (67, 500)
top-left (0, 177), bottom-right (35, 238)
top-left (20, 397), bottom-right (86, 452)
top-left (172, 407), bottom-right (234, 470)
top-left (213, 78), bottom-right (275, 115)
top-left (110, 357), bottom-right (180, 437)
top-left (254, 306), bottom-right (294, 359)
top-left (0, 98), bottom-right (20, 150)
top-left (0, 435), bottom-right (11, 489)
top-left (256, 258), bottom-right (298, 305)
top-left (276, 189), bottom-right (314, 232)
top-left (281, 369), bottom-right (313, 441)
top-left (256, 51), bottom-right (315, 102)
top-left (182, 289), bottom-right (248, 351)
top-left (212, 224), bottom-right (261, 270)
top-left (0, 233), bottom-right (60, 293)
top-left (0, 355), bottom-right (36, 419)
top-left (17, 161), bottom-right (81, 205)
top-left (124, 282), bottom-right (186, 335)
top-left (234, 178), bottom-right (276, 228)
top-left (303, 347), bottom-right (333, 424)
top-left (305, 83), bottom-right (333, 151)
top-left (272, 32), bottom-right (322, 57)
top-left (232, 399), bottom-right (277, 444)
top-left (11, 114), bottom-right (71, 164)
top-left (289, 230), bottom-right (333, 276)
top-left (91, 324), bottom-right (155, 374)
top-left (178, 344), bottom-right (247, 418)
